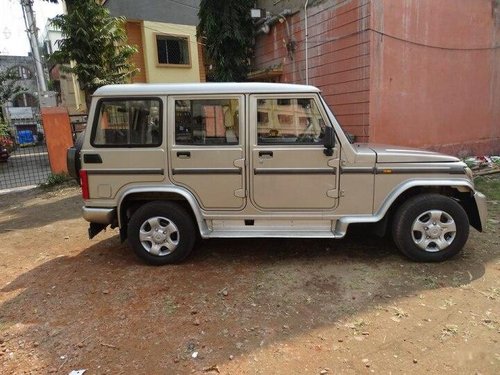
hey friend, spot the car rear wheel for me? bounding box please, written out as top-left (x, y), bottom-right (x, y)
top-left (128, 201), bottom-right (196, 265)
top-left (392, 194), bottom-right (469, 262)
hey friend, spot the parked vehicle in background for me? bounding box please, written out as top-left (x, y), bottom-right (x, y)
top-left (67, 83), bottom-right (487, 265)
top-left (0, 146), bottom-right (9, 162)
top-left (0, 134), bottom-right (13, 162)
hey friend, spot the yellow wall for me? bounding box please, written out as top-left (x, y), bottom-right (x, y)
top-left (142, 21), bottom-right (201, 83)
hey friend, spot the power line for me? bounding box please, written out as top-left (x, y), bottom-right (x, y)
top-left (370, 28), bottom-right (500, 51)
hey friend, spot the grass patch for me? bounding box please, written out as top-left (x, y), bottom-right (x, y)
top-left (475, 175), bottom-right (500, 227)
top-left (474, 175), bottom-right (500, 201)
top-left (39, 173), bottom-right (75, 190)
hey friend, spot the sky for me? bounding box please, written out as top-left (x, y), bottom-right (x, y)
top-left (0, 0), bottom-right (64, 56)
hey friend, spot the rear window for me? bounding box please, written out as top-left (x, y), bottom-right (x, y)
top-left (92, 98), bottom-right (161, 147)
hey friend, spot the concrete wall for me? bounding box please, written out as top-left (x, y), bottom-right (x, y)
top-left (142, 21), bottom-right (201, 83)
top-left (370, 0), bottom-right (500, 155)
top-left (254, 0), bottom-right (372, 141)
top-left (106, 0), bottom-right (200, 26)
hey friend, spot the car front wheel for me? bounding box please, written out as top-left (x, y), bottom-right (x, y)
top-left (392, 194), bottom-right (469, 262)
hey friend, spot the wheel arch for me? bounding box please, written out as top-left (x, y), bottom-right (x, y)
top-left (337, 179), bottom-right (480, 236)
top-left (117, 186), bottom-right (208, 240)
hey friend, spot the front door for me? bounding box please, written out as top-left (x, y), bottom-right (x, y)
top-left (249, 94), bottom-right (340, 210)
top-left (169, 95), bottom-right (245, 210)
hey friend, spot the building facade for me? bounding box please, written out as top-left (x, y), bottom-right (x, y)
top-left (252, 0), bottom-right (500, 155)
top-left (0, 55), bottom-right (38, 108)
top-left (105, 0), bottom-right (205, 83)
top-left (40, 24), bottom-right (87, 114)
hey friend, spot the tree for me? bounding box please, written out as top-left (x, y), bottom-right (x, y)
top-left (0, 67), bottom-right (26, 123)
top-left (49, 0), bottom-right (137, 107)
top-left (198, 0), bottom-right (254, 82)
top-left (0, 67), bottom-right (26, 105)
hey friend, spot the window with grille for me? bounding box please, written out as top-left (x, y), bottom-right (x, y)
top-left (156, 35), bottom-right (190, 66)
top-left (15, 66), bottom-right (32, 80)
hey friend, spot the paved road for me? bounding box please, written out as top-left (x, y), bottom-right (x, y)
top-left (0, 144), bottom-right (51, 191)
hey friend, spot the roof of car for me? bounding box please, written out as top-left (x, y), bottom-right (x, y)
top-left (93, 82), bottom-right (321, 96)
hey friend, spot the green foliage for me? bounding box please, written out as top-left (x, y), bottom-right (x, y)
top-left (0, 122), bottom-right (9, 136)
top-left (40, 173), bottom-right (70, 189)
top-left (50, 1), bottom-right (137, 102)
top-left (0, 122), bottom-right (14, 152)
top-left (475, 175), bottom-right (500, 201)
top-left (0, 67), bottom-right (26, 105)
top-left (198, 0), bottom-right (254, 82)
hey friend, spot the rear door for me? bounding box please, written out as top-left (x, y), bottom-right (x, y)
top-left (168, 95), bottom-right (245, 210)
top-left (249, 94), bottom-right (340, 210)
top-left (83, 97), bottom-right (165, 200)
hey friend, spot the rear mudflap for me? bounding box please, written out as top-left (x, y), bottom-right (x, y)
top-left (88, 223), bottom-right (108, 239)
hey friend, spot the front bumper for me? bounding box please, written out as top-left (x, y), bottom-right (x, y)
top-left (82, 206), bottom-right (116, 225)
top-left (473, 191), bottom-right (488, 232)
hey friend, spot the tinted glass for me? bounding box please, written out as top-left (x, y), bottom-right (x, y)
top-left (92, 99), bottom-right (161, 146)
top-left (257, 98), bottom-right (325, 145)
top-left (175, 99), bottom-right (239, 145)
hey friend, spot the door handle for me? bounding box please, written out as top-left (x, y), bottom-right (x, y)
top-left (83, 154), bottom-right (102, 163)
top-left (258, 151), bottom-right (273, 158)
top-left (176, 151), bottom-right (191, 158)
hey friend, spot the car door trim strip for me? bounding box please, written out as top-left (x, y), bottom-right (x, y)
top-left (86, 168), bottom-right (164, 175)
top-left (254, 168), bottom-right (336, 175)
top-left (172, 168), bottom-right (242, 175)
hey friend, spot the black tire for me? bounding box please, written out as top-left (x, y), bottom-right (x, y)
top-left (392, 194), bottom-right (469, 262)
top-left (128, 201), bottom-right (196, 265)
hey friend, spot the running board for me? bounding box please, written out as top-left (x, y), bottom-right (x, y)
top-left (200, 219), bottom-right (346, 239)
top-left (204, 230), bottom-right (340, 239)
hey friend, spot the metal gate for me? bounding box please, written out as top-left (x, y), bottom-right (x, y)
top-left (0, 119), bottom-right (51, 192)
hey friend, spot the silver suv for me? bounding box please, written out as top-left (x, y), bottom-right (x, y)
top-left (67, 83), bottom-right (487, 265)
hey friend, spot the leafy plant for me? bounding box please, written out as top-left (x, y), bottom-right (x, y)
top-left (0, 123), bottom-right (14, 152)
top-left (0, 67), bottom-right (27, 122)
top-left (198, 0), bottom-right (254, 81)
top-left (40, 173), bottom-right (70, 188)
top-left (50, 1), bottom-right (138, 107)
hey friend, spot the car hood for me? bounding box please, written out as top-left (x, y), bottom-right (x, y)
top-left (365, 144), bottom-right (460, 163)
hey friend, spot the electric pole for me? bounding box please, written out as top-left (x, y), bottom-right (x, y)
top-left (20, 0), bottom-right (47, 93)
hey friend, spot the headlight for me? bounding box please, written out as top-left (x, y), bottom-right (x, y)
top-left (464, 166), bottom-right (474, 182)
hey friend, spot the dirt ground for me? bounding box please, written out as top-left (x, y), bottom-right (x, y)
top-left (0, 177), bottom-right (499, 374)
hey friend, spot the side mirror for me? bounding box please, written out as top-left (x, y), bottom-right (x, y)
top-left (323, 126), bottom-right (335, 156)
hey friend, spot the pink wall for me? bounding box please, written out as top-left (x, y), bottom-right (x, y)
top-left (369, 0), bottom-right (500, 155)
top-left (253, 0), bottom-right (372, 142)
top-left (253, 0), bottom-right (499, 155)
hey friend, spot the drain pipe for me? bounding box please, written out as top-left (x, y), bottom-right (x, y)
top-left (304, 0), bottom-right (309, 85)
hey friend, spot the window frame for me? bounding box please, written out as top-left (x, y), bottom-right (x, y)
top-left (90, 96), bottom-right (163, 148)
top-left (252, 94), bottom-right (330, 147)
top-left (154, 33), bottom-right (192, 68)
top-left (169, 94), bottom-right (244, 148)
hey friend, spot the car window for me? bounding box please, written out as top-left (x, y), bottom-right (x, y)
top-left (257, 97), bottom-right (325, 145)
top-left (92, 99), bottom-right (161, 147)
top-left (175, 98), bottom-right (240, 145)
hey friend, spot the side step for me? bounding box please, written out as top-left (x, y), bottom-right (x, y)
top-left (201, 219), bottom-right (346, 239)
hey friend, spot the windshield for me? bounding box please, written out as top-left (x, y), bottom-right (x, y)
top-left (319, 96), bottom-right (355, 144)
